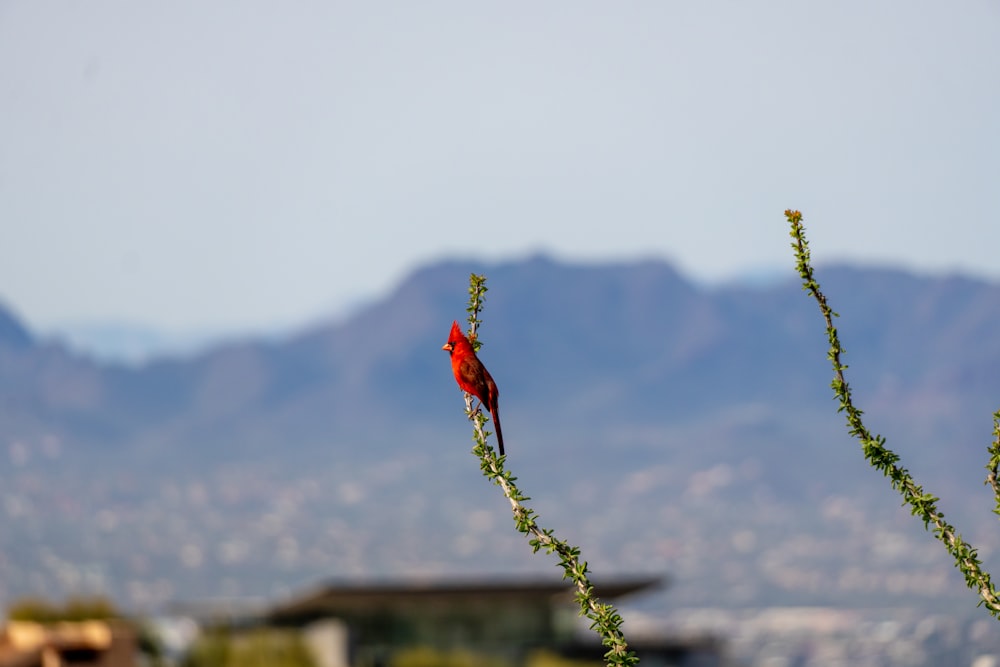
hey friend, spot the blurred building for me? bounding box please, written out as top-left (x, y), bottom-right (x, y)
top-left (0, 620), bottom-right (136, 667)
top-left (258, 575), bottom-right (722, 667)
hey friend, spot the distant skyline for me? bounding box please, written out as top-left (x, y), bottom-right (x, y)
top-left (2, 1), bottom-right (998, 338)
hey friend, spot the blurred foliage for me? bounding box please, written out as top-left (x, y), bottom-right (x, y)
top-left (525, 650), bottom-right (605, 667)
top-left (388, 645), bottom-right (510, 667)
top-left (181, 629), bottom-right (230, 667)
top-left (182, 628), bottom-right (315, 667)
top-left (7, 595), bottom-right (119, 623)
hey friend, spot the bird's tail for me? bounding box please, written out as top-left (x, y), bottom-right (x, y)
top-left (490, 401), bottom-right (505, 456)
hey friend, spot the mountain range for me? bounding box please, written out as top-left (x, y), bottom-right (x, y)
top-left (2, 256), bottom-right (1000, 616)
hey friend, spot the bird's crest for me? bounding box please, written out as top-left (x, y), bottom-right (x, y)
top-left (448, 320), bottom-right (471, 346)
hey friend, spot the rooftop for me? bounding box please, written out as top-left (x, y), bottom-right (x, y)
top-left (268, 574), bottom-right (666, 621)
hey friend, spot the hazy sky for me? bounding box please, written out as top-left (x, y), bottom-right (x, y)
top-left (2, 1), bottom-right (998, 337)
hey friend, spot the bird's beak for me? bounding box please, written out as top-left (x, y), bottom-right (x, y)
top-left (442, 342), bottom-right (453, 352)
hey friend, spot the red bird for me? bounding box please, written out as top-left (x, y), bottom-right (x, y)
top-left (442, 320), bottom-right (505, 455)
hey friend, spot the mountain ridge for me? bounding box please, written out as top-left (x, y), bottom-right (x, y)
top-left (3, 256), bottom-right (999, 463)
top-left (2, 257), bottom-right (1000, 611)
